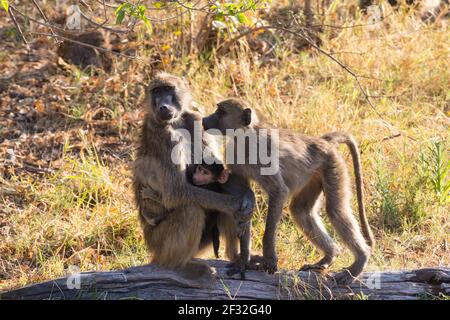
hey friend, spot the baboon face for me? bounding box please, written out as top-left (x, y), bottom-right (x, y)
top-left (202, 99), bottom-right (253, 134)
top-left (146, 73), bottom-right (192, 123)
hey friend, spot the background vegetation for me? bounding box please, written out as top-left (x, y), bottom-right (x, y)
top-left (0, 0), bottom-right (448, 292)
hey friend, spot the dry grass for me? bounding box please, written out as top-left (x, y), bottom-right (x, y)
top-left (0, 1), bottom-right (449, 292)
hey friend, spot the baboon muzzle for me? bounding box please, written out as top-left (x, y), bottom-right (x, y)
top-left (202, 114), bottom-right (219, 131)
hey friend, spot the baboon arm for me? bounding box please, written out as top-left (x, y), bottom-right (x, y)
top-left (141, 187), bottom-right (163, 203)
top-left (141, 184), bottom-right (240, 216)
top-left (166, 182), bottom-right (240, 215)
top-left (137, 157), bottom-right (247, 216)
top-left (141, 173), bottom-right (251, 218)
top-left (222, 175), bottom-right (255, 223)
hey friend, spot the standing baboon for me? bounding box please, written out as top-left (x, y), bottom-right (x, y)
top-left (202, 98), bottom-right (375, 284)
top-left (133, 74), bottom-right (252, 280)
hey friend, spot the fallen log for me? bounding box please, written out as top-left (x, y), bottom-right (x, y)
top-left (2, 260), bottom-right (449, 300)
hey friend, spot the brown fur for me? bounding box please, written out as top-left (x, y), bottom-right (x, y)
top-left (133, 74), bottom-right (248, 279)
top-left (140, 166), bottom-right (254, 278)
top-left (56, 30), bottom-right (112, 71)
top-left (202, 98), bottom-right (375, 283)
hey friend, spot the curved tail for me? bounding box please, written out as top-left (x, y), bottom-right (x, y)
top-left (322, 132), bottom-right (375, 248)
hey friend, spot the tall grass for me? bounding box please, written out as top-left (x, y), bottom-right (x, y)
top-left (1, 1), bottom-right (449, 290)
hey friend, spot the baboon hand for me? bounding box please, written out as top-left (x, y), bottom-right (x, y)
top-left (235, 220), bottom-right (250, 237)
top-left (226, 261), bottom-right (247, 280)
top-left (140, 187), bottom-right (162, 203)
top-left (235, 189), bottom-right (255, 223)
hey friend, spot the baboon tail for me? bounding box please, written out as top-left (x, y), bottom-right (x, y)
top-left (322, 132), bottom-right (375, 248)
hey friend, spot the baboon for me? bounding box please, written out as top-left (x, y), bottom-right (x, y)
top-left (142, 161), bottom-right (254, 279)
top-left (185, 161), bottom-right (254, 278)
top-left (133, 74), bottom-right (253, 281)
top-left (56, 30), bottom-right (112, 71)
top-left (202, 98), bottom-right (375, 284)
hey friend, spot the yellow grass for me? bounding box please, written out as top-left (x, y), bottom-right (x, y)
top-left (0, 1), bottom-right (448, 293)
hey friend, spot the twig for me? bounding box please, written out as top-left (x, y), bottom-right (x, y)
top-left (30, 0), bottom-right (60, 43)
top-left (79, 9), bottom-right (131, 34)
top-left (22, 163), bottom-right (55, 174)
top-left (11, 5), bottom-right (127, 37)
top-left (101, 0), bottom-right (108, 21)
top-left (144, 0), bottom-right (203, 23)
top-left (11, 5), bottom-right (77, 34)
top-left (307, 12), bottom-right (395, 30)
top-left (7, 8), bottom-right (30, 50)
top-left (93, 0), bottom-right (119, 9)
top-left (381, 133), bottom-right (402, 142)
top-left (29, 32), bottom-right (143, 61)
top-left (218, 24), bottom-right (400, 135)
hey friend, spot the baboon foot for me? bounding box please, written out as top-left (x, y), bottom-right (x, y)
top-left (240, 254), bottom-right (278, 274)
top-left (179, 261), bottom-right (216, 288)
top-left (330, 269), bottom-right (359, 286)
top-left (241, 255), bottom-right (268, 272)
top-left (299, 263), bottom-right (328, 273)
top-left (262, 255), bottom-right (278, 274)
top-left (226, 262), bottom-right (246, 280)
top-left (331, 256), bottom-right (367, 285)
top-left (300, 256), bottom-right (335, 273)
top-left (299, 259), bottom-right (333, 272)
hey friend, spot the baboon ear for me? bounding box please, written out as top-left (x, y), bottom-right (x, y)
top-left (181, 76), bottom-right (190, 89)
top-left (242, 108), bottom-right (252, 126)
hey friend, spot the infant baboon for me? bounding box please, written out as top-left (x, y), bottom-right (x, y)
top-left (133, 74), bottom-right (253, 282)
top-left (202, 98), bottom-right (375, 284)
top-left (142, 160), bottom-right (254, 279)
top-left (188, 161), bottom-right (254, 278)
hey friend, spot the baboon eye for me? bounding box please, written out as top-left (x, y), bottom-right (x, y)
top-left (152, 86), bottom-right (172, 94)
top-left (217, 108), bottom-right (226, 116)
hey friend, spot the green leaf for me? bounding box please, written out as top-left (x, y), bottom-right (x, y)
top-left (1, 0), bottom-right (9, 12)
top-left (137, 5), bottom-right (146, 16)
top-left (236, 12), bottom-right (247, 24)
top-left (115, 2), bottom-right (130, 24)
top-left (328, 0), bottom-right (340, 14)
top-left (141, 16), bottom-right (152, 32)
top-left (115, 2), bottom-right (130, 16)
top-left (115, 10), bottom-right (125, 24)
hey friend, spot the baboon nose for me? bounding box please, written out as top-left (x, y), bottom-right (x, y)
top-left (160, 105), bottom-right (168, 111)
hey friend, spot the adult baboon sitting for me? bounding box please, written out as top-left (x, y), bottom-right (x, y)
top-left (133, 73), bottom-right (252, 280)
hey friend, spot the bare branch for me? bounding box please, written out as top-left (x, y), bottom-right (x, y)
top-left (79, 8), bottom-right (131, 33)
top-left (30, 0), bottom-right (60, 43)
top-left (93, 0), bottom-right (120, 9)
top-left (7, 8), bottom-right (30, 50)
top-left (101, 0), bottom-right (108, 21)
top-left (29, 31), bottom-right (144, 62)
top-left (308, 12), bottom-right (395, 30)
top-left (10, 5), bottom-right (82, 35)
top-left (217, 24), bottom-right (403, 136)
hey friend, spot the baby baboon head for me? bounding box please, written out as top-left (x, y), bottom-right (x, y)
top-left (202, 98), bottom-right (256, 134)
top-left (146, 72), bottom-right (192, 123)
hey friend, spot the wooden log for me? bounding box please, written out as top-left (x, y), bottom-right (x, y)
top-left (1, 260), bottom-right (449, 300)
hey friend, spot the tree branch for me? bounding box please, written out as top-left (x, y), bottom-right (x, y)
top-left (7, 7), bottom-right (30, 50)
top-left (2, 260), bottom-right (449, 300)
